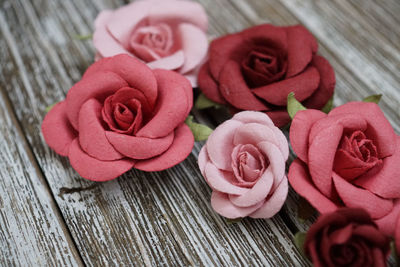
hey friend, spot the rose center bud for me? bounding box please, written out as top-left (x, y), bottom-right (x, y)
top-left (334, 130), bottom-right (382, 180)
top-left (129, 23), bottom-right (174, 61)
top-left (241, 47), bottom-right (287, 88)
top-left (330, 243), bottom-right (358, 265)
top-left (231, 144), bottom-right (267, 187)
top-left (102, 87), bottom-right (146, 136)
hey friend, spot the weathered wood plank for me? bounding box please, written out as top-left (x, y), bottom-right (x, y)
top-left (0, 89), bottom-right (82, 265)
top-left (0, 0), bottom-right (310, 265)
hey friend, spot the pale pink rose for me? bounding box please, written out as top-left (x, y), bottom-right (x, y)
top-left (198, 111), bottom-right (289, 219)
top-left (93, 0), bottom-right (209, 87)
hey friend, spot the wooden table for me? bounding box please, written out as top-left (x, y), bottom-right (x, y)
top-left (1, 0), bottom-right (399, 266)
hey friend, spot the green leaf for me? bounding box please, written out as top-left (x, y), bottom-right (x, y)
top-left (195, 93), bottom-right (222, 110)
top-left (45, 103), bottom-right (57, 113)
top-left (226, 218), bottom-right (242, 224)
top-left (185, 115), bottom-right (213, 141)
top-left (294, 232), bottom-right (307, 255)
top-left (74, 34), bottom-right (93, 41)
top-left (321, 96), bottom-right (334, 113)
top-left (287, 92), bottom-right (306, 119)
top-left (362, 94), bottom-right (382, 104)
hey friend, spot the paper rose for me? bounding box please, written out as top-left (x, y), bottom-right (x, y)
top-left (93, 0), bottom-right (208, 87)
top-left (42, 54), bottom-right (194, 181)
top-left (304, 208), bottom-right (390, 267)
top-left (288, 102), bottom-right (400, 236)
top-left (198, 111), bottom-right (289, 219)
top-left (198, 24), bottom-right (335, 127)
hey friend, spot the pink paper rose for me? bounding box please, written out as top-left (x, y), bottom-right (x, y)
top-left (198, 111), bottom-right (289, 219)
top-left (42, 54), bottom-right (194, 181)
top-left (288, 102), bottom-right (400, 236)
top-left (93, 0), bottom-right (209, 87)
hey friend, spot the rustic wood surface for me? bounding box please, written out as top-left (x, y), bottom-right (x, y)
top-left (0, 0), bottom-right (399, 266)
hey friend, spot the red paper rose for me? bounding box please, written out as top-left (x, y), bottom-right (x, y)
top-left (42, 54), bottom-right (194, 181)
top-left (288, 102), bottom-right (400, 236)
top-left (198, 24), bottom-right (335, 127)
top-left (304, 208), bottom-right (390, 267)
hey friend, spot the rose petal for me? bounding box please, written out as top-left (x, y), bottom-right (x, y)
top-left (371, 248), bottom-right (387, 267)
top-left (136, 69), bottom-right (191, 138)
top-left (290, 109), bottom-right (327, 163)
top-left (42, 101), bottom-right (77, 156)
top-left (82, 54), bottom-right (158, 109)
top-left (66, 71), bottom-right (128, 129)
top-left (229, 167), bottom-right (274, 207)
top-left (68, 139), bottom-right (135, 181)
top-left (284, 25), bottom-right (317, 78)
top-left (240, 24), bottom-right (287, 51)
top-left (197, 62), bottom-right (226, 104)
top-left (352, 225), bottom-right (389, 247)
top-left (198, 145), bottom-right (209, 177)
top-left (106, 131), bottom-right (174, 159)
top-left (134, 123), bottom-right (194, 171)
top-left (257, 141), bottom-right (286, 188)
top-left (148, 0), bottom-right (208, 32)
top-left (329, 102), bottom-right (396, 158)
top-left (375, 199), bottom-right (400, 236)
top-left (177, 23), bottom-right (208, 74)
top-left (219, 60), bottom-right (268, 110)
top-left (288, 159), bottom-right (338, 213)
top-left (308, 120), bottom-right (345, 198)
top-left (232, 110), bottom-right (273, 126)
top-left (210, 191), bottom-right (264, 219)
top-left (233, 123), bottom-right (284, 158)
top-left (93, 10), bottom-right (131, 57)
top-left (147, 50), bottom-right (185, 70)
top-left (105, 1), bottom-right (151, 47)
top-left (204, 163), bottom-right (249, 195)
top-left (252, 66), bottom-right (320, 106)
top-left (78, 99), bottom-right (123, 160)
top-left (332, 173), bottom-right (393, 219)
top-left (303, 55), bottom-right (336, 109)
top-left (265, 109), bottom-right (291, 128)
top-left (206, 119), bottom-right (242, 171)
top-left (249, 177), bottom-right (288, 218)
top-left (208, 34), bottom-right (246, 79)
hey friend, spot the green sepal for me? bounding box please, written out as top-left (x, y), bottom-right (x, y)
top-left (45, 103), bottom-right (57, 113)
top-left (287, 92), bottom-right (306, 119)
top-left (185, 115), bottom-right (213, 141)
top-left (321, 96), bottom-right (334, 113)
top-left (74, 34), bottom-right (93, 41)
top-left (362, 94), bottom-right (382, 104)
top-left (195, 93), bottom-right (222, 110)
top-left (294, 232), bottom-right (307, 255)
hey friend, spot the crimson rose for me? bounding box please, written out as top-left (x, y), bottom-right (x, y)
top-left (304, 208), bottom-right (390, 267)
top-left (42, 54), bottom-right (194, 181)
top-left (198, 24), bottom-right (335, 127)
top-left (288, 102), bottom-right (400, 236)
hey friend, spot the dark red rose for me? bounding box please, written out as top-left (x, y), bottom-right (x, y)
top-left (198, 24), bottom-right (335, 127)
top-left (304, 208), bottom-right (390, 267)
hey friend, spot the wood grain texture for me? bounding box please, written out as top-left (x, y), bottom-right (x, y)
top-left (0, 89), bottom-right (82, 265)
top-left (0, 0), bottom-right (399, 266)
